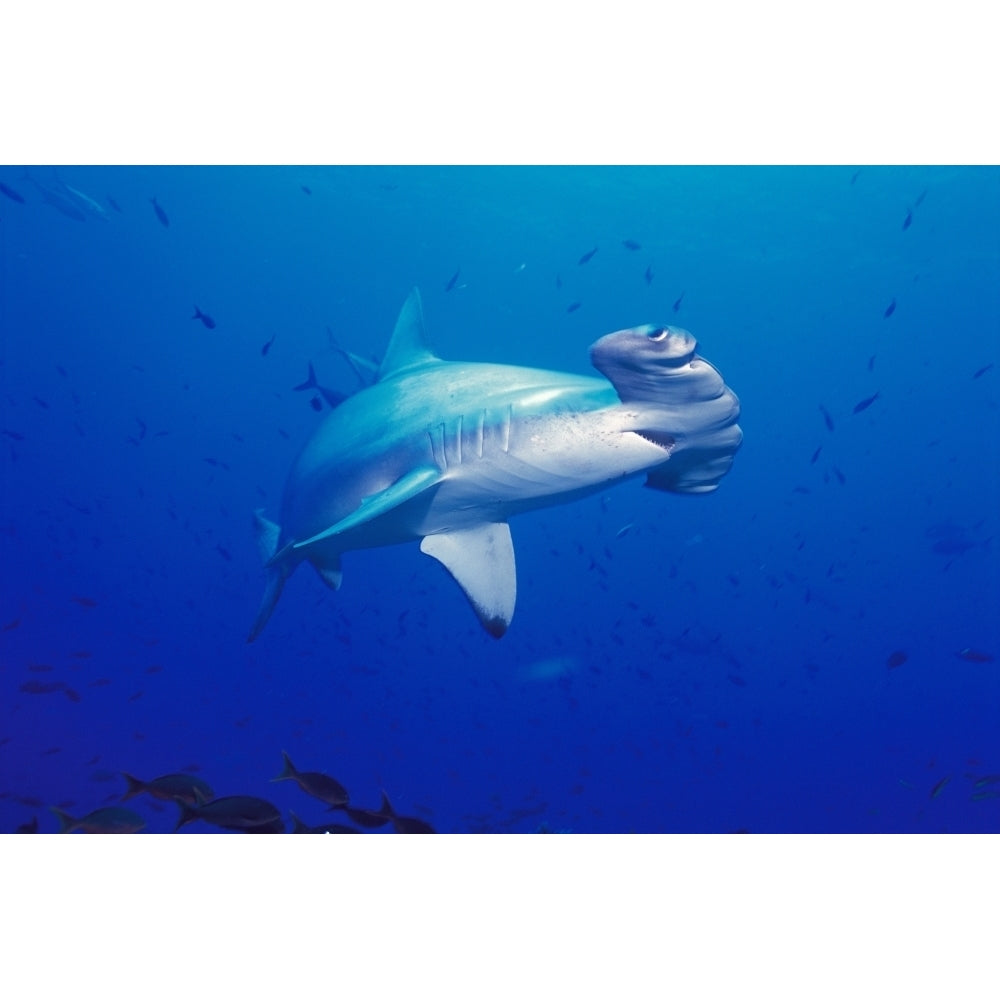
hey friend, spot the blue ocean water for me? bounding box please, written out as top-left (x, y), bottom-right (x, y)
top-left (1, 165), bottom-right (997, 834)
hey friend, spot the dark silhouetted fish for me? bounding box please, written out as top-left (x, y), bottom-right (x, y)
top-left (819, 404), bottom-right (835, 432)
top-left (672, 292), bottom-right (684, 313)
top-left (832, 465), bottom-right (846, 485)
top-left (622, 239), bottom-right (641, 251)
top-left (301, 185), bottom-right (312, 195)
top-left (578, 247), bottom-right (598, 265)
top-left (51, 805), bottom-right (145, 833)
top-left (341, 791), bottom-right (393, 828)
top-left (271, 751), bottom-right (349, 807)
top-left (24, 173), bottom-right (87, 221)
top-left (445, 268), bottom-right (460, 292)
top-left (644, 265), bottom-right (653, 285)
top-left (930, 775), bottom-right (952, 799)
top-left (0, 181), bottom-right (25, 204)
top-left (956, 648), bottom-right (994, 663)
top-left (852, 391), bottom-right (880, 414)
top-left (289, 811), bottom-right (360, 834)
top-left (973, 363), bottom-right (993, 379)
top-left (107, 195), bottom-right (122, 212)
top-left (849, 169), bottom-right (861, 184)
top-left (192, 306), bottom-right (216, 329)
top-left (381, 791), bottom-right (436, 833)
top-left (15, 816), bottom-right (38, 833)
top-left (566, 302), bottom-right (581, 313)
top-left (810, 446), bottom-right (822, 464)
top-left (122, 771), bottom-right (215, 806)
top-left (886, 650), bottom-right (907, 669)
top-left (883, 299), bottom-right (896, 319)
top-left (175, 795), bottom-right (284, 833)
top-left (293, 362), bottom-right (346, 410)
top-left (902, 210), bottom-right (912, 230)
top-left (261, 334), bottom-right (276, 356)
top-left (150, 197), bottom-right (169, 227)
top-left (868, 355), bottom-right (876, 371)
top-left (914, 189), bottom-right (927, 208)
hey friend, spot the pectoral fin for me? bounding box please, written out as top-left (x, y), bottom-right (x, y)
top-left (293, 466), bottom-right (442, 550)
top-left (420, 522), bottom-right (516, 638)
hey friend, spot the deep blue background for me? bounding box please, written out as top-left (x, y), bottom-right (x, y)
top-left (1, 165), bottom-right (997, 833)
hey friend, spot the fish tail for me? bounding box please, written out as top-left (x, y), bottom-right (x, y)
top-left (293, 363), bottom-right (318, 392)
top-left (272, 750), bottom-right (298, 782)
top-left (192, 306), bottom-right (202, 319)
top-left (289, 810), bottom-right (309, 833)
top-left (379, 790), bottom-right (396, 818)
top-left (120, 771), bottom-right (144, 801)
top-left (49, 806), bottom-right (76, 833)
top-left (247, 511), bottom-right (291, 642)
top-left (174, 803), bottom-right (198, 832)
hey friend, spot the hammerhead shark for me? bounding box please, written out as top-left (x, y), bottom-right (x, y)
top-left (249, 288), bottom-right (741, 640)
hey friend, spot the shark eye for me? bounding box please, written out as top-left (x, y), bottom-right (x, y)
top-left (647, 327), bottom-right (668, 342)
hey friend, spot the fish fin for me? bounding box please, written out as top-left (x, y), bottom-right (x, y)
top-left (289, 810), bottom-right (309, 833)
top-left (377, 288), bottom-right (440, 380)
top-left (420, 522), bottom-right (516, 638)
top-left (248, 511), bottom-right (291, 642)
top-left (313, 559), bottom-right (343, 591)
top-left (271, 750), bottom-right (297, 782)
top-left (293, 363), bottom-right (318, 392)
top-left (49, 806), bottom-right (76, 833)
top-left (120, 772), bottom-right (144, 801)
top-left (337, 347), bottom-right (379, 387)
top-left (293, 466), bottom-right (443, 549)
top-left (174, 803), bottom-right (198, 832)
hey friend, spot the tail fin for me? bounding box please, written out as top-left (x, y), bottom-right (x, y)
top-left (120, 772), bottom-right (145, 801)
top-left (293, 363), bottom-right (318, 392)
top-left (50, 806), bottom-right (77, 833)
top-left (247, 511), bottom-right (290, 642)
top-left (289, 810), bottom-right (309, 834)
top-left (272, 750), bottom-right (298, 782)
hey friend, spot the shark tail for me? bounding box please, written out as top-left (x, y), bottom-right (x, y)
top-left (293, 363), bottom-right (319, 392)
top-left (247, 510), bottom-right (291, 642)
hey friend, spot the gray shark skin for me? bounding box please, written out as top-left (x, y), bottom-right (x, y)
top-left (250, 288), bottom-right (741, 640)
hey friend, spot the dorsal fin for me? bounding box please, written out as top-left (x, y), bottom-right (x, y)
top-left (377, 288), bottom-right (440, 380)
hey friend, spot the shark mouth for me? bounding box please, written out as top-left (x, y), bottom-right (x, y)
top-left (635, 430), bottom-right (676, 452)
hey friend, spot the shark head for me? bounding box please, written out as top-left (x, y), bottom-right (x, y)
top-left (248, 290), bottom-right (742, 641)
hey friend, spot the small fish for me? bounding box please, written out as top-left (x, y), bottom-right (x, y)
top-left (672, 292), bottom-right (684, 313)
top-left (852, 391), bottom-right (880, 414)
top-left (293, 362), bottom-right (346, 410)
top-left (886, 650), bottom-right (907, 669)
top-left (883, 299), bottom-right (896, 319)
top-left (341, 792), bottom-right (393, 829)
top-left (971, 789), bottom-right (1000, 802)
top-left (175, 795), bottom-right (284, 833)
top-left (271, 751), bottom-right (349, 807)
top-left (192, 306), bottom-right (216, 329)
top-left (902, 210), bottom-right (912, 231)
top-left (615, 522), bottom-right (634, 539)
top-left (216, 544), bottom-right (232, 561)
top-left (810, 446), bottom-right (822, 465)
top-left (849, 169), bottom-right (861, 185)
top-left (622, 239), bottom-right (641, 251)
top-left (566, 302), bottom-right (581, 313)
top-left (380, 791), bottom-right (436, 833)
top-left (973, 775), bottom-right (1000, 788)
top-left (819, 404), bottom-right (835, 431)
top-left (578, 247), bottom-right (598, 265)
top-left (301, 185), bottom-right (312, 195)
top-left (832, 466), bottom-right (846, 485)
top-left (445, 268), bottom-right (460, 292)
top-left (72, 596), bottom-right (98, 607)
top-left (121, 771), bottom-right (214, 806)
top-left (20, 680), bottom-right (67, 695)
top-left (914, 189), bottom-right (928, 208)
top-left (289, 811), bottom-right (360, 834)
top-left (107, 195), bottom-right (122, 212)
top-left (0, 181), bottom-right (25, 204)
top-left (956, 648), bottom-right (994, 663)
top-left (2, 618), bottom-right (20, 631)
top-left (972, 363), bottom-right (993, 379)
top-left (309, 396), bottom-right (322, 412)
top-left (261, 334), bottom-right (276, 356)
top-left (644, 265), bottom-right (653, 285)
top-left (64, 688), bottom-right (81, 703)
top-left (930, 775), bottom-right (952, 799)
top-left (150, 197), bottom-right (169, 227)
top-left (14, 817), bottom-right (38, 834)
top-left (727, 673), bottom-right (747, 687)
top-left (51, 805), bottom-right (145, 833)
top-left (2, 429), bottom-right (25, 440)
